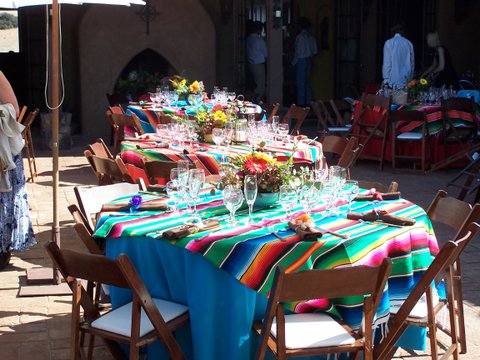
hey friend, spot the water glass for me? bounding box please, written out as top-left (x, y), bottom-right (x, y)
top-left (244, 175), bottom-right (258, 223)
top-left (223, 185), bottom-right (244, 226)
top-left (188, 169), bottom-right (205, 222)
top-left (277, 123), bottom-right (289, 143)
top-left (177, 160), bottom-right (190, 172)
top-left (165, 181), bottom-right (185, 215)
top-left (170, 167), bottom-right (189, 187)
top-left (212, 128), bottom-right (224, 149)
top-left (279, 185), bottom-right (297, 220)
top-left (343, 180), bottom-right (359, 212)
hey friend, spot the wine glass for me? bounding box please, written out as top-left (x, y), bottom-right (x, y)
top-left (188, 169), bottom-right (205, 223)
top-left (223, 185), bottom-right (244, 226)
top-left (277, 123), bottom-right (289, 143)
top-left (177, 160), bottom-right (190, 173)
top-left (212, 128), bottom-right (225, 150)
top-left (343, 180), bottom-right (359, 213)
top-left (170, 167), bottom-right (189, 187)
top-left (279, 185), bottom-right (297, 220)
top-left (165, 181), bottom-right (184, 215)
top-left (244, 175), bottom-right (258, 224)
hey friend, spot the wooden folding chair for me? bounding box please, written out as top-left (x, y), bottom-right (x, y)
top-left (315, 99), bottom-right (353, 136)
top-left (350, 93), bottom-right (391, 170)
top-left (312, 100), bottom-right (350, 135)
top-left (17, 105), bottom-right (27, 123)
top-left (84, 149), bottom-right (135, 185)
top-left (282, 104), bottom-right (310, 135)
top-left (21, 108), bottom-right (39, 182)
top-left (253, 258), bottom-right (392, 360)
top-left (45, 241), bottom-right (189, 360)
top-left (106, 111), bottom-right (145, 156)
top-left (143, 159), bottom-right (179, 190)
top-left (87, 138), bottom-right (114, 160)
top-left (259, 102), bottom-right (281, 123)
top-left (320, 134), bottom-right (360, 178)
top-left (74, 182), bottom-right (141, 231)
top-left (436, 97), bottom-right (478, 170)
top-left (374, 222), bottom-right (480, 360)
top-left (426, 190), bottom-right (480, 355)
top-left (357, 180), bottom-right (399, 193)
top-left (390, 110), bottom-right (431, 173)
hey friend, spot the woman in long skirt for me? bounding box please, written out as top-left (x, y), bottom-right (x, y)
top-left (0, 70), bottom-right (36, 270)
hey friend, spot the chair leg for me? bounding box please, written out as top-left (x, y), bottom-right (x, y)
top-left (27, 129), bottom-right (37, 177)
top-left (454, 269), bottom-right (467, 354)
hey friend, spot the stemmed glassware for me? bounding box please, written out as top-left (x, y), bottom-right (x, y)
top-left (279, 185), bottom-right (297, 220)
top-left (188, 169), bottom-right (205, 223)
top-left (342, 180), bottom-right (360, 213)
top-left (277, 123), bottom-right (289, 143)
top-left (212, 128), bottom-right (225, 150)
top-left (165, 181), bottom-right (184, 215)
top-left (244, 175), bottom-right (258, 224)
top-left (223, 185), bottom-right (244, 226)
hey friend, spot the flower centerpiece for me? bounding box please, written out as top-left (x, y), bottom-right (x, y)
top-left (407, 78), bottom-right (429, 102)
top-left (169, 75), bottom-right (205, 103)
top-left (222, 152), bottom-right (293, 193)
top-left (193, 103), bottom-right (228, 142)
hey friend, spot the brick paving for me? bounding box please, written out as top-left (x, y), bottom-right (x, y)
top-left (1, 135), bottom-right (480, 359)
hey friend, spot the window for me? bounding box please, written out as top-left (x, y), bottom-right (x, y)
top-left (0, 10), bottom-right (19, 53)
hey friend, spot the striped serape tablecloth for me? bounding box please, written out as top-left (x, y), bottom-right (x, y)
top-left (94, 189), bottom-right (438, 333)
top-left (120, 137), bottom-right (322, 178)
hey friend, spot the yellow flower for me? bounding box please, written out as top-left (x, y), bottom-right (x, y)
top-left (212, 110), bottom-right (227, 123)
top-left (419, 78), bottom-right (428, 86)
top-left (189, 81), bottom-right (200, 93)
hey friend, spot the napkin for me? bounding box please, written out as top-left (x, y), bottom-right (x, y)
top-left (146, 184), bottom-right (166, 193)
top-left (288, 214), bottom-right (323, 241)
top-left (163, 219), bottom-right (221, 240)
top-left (347, 209), bottom-right (416, 226)
top-left (101, 201), bottom-right (169, 212)
top-left (354, 192), bottom-right (401, 201)
top-left (136, 142), bottom-right (169, 149)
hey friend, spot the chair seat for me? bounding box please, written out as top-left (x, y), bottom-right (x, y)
top-left (269, 313), bottom-right (355, 349)
top-left (390, 291), bottom-right (440, 319)
top-left (397, 132), bottom-right (423, 140)
top-left (91, 298), bottom-right (188, 337)
top-left (328, 126), bottom-right (351, 133)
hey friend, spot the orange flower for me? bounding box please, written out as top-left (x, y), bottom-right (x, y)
top-left (244, 157), bottom-right (268, 174)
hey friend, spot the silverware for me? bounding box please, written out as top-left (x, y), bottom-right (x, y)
top-left (317, 227), bottom-right (349, 239)
top-left (358, 219), bottom-right (404, 228)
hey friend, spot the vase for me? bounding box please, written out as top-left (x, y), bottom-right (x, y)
top-left (204, 133), bottom-right (213, 143)
top-left (254, 192), bottom-right (279, 210)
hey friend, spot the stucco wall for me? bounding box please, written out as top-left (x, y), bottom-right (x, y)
top-left (79, 1), bottom-right (216, 141)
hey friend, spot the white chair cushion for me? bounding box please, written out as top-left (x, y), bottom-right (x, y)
top-left (397, 132), bottom-right (423, 140)
top-left (390, 290), bottom-right (440, 318)
top-left (328, 127), bottom-right (350, 133)
top-left (269, 313), bottom-right (355, 349)
top-left (91, 298), bottom-right (188, 337)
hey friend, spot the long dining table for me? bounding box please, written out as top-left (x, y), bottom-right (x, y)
top-left (93, 188), bottom-right (440, 359)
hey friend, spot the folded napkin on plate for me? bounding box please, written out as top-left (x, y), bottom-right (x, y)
top-left (347, 209), bottom-right (415, 226)
top-left (136, 142), bottom-right (169, 149)
top-left (101, 201), bottom-right (169, 212)
top-left (146, 184), bottom-right (166, 193)
top-left (163, 219), bottom-right (221, 240)
top-left (288, 214), bottom-right (323, 241)
top-left (354, 192), bottom-right (401, 201)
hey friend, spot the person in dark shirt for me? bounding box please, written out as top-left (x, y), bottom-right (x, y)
top-left (421, 32), bottom-right (458, 87)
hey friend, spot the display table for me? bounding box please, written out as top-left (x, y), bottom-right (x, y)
top-left (94, 189), bottom-right (439, 359)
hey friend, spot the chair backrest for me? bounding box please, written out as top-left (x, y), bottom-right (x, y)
top-left (255, 258), bottom-right (392, 359)
top-left (143, 159), bottom-right (179, 185)
top-left (441, 97), bottom-right (477, 135)
top-left (320, 133), bottom-right (351, 156)
top-left (87, 138), bottom-right (114, 160)
top-left (260, 102), bottom-right (281, 123)
top-left (74, 182), bottom-right (140, 230)
top-left (310, 100), bottom-right (329, 129)
top-left (106, 110), bottom-right (145, 155)
top-left (329, 99), bottom-right (352, 126)
top-left (84, 149), bottom-right (135, 185)
top-left (389, 109), bottom-right (427, 124)
top-left (282, 104), bottom-right (310, 135)
top-left (426, 190), bottom-right (473, 235)
top-left (44, 241), bottom-right (186, 359)
top-left (17, 105), bottom-right (27, 123)
top-left (108, 104), bottom-right (125, 114)
top-left (357, 180), bottom-right (399, 193)
top-left (22, 108), bottom-right (39, 129)
top-left (374, 223), bottom-right (480, 360)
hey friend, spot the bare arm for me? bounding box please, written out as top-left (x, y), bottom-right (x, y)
top-left (421, 47), bottom-right (444, 78)
top-left (0, 71), bottom-right (19, 117)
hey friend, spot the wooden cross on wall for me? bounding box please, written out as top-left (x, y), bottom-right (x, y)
top-left (136, 0), bottom-right (159, 35)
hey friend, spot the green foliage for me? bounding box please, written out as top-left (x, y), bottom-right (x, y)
top-left (114, 69), bottom-right (162, 100)
top-left (0, 13), bottom-right (18, 30)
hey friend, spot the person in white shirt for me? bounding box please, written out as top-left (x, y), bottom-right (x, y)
top-left (246, 21), bottom-right (267, 102)
top-left (382, 24), bottom-right (414, 89)
top-left (292, 17), bottom-right (317, 107)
